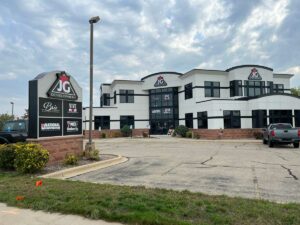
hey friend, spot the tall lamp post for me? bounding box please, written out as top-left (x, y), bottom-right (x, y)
top-left (10, 102), bottom-right (14, 119)
top-left (87, 16), bottom-right (100, 152)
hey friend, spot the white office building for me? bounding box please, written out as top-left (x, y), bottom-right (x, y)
top-left (83, 65), bottom-right (300, 135)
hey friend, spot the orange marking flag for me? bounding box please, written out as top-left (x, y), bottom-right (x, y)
top-left (35, 180), bottom-right (43, 187)
top-left (16, 196), bottom-right (25, 201)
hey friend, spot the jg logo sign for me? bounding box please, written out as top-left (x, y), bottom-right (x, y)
top-left (154, 75), bottom-right (167, 87)
top-left (47, 72), bottom-right (78, 100)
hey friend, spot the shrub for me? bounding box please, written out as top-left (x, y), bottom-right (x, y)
top-left (86, 149), bottom-right (100, 161)
top-left (174, 125), bottom-right (189, 137)
top-left (186, 131), bottom-right (193, 138)
top-left (142, 132), bottom-right (148, 138)
top-left (193, 133), bottom-right (200, 139)
top-left (0, 144), bottom-right (16, 170)
top-left (253, 131), bottom-right (263, 139)
top-left (121, 125), bottom-right (131, 137)
top-left (64, 153), bottom-right (78, 165)
top-left (101, 133), bottom-right (106, 138)
top-left (112, 131), bottom-right (122, 138)
top-left (14, 143), bottom-right (49, 173)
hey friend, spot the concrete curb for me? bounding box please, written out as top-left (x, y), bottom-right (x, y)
top-left (40, 155), bottom-right (128, 180)
top-left (178, 138), bottom-right (262, 143)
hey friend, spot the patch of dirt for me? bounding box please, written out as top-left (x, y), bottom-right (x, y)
top-left (39, 154), bottom-right (117, 175)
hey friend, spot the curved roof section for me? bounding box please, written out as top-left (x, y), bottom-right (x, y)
top-left (226, 65), bottom-right (273, 72)
top-left (141, 71), bottom-right (182, 81)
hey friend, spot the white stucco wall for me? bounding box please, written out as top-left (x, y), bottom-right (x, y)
top-left (84, 65), bottom-right (298, 131)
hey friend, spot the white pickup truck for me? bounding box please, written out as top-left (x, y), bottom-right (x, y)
top-left (262, 123), bottom-right (300, 148)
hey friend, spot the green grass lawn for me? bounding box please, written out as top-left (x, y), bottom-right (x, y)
top-left (0, 172), bottom-right (300, 225)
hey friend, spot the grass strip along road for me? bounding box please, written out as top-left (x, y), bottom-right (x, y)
top-left (0, 172), bottom-right (299, 225)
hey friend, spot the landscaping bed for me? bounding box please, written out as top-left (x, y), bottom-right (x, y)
top-left (39, 154), bottom-right (117, 175)
top-left (0, 172), bottom-right (300, 225)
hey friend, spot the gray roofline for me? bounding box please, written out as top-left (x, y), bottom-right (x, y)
top-left (141, 71), bottom-right (182, 81)
top-left (226, 64), bottom-right (273, 72)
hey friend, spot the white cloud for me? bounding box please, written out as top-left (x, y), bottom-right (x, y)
top-left (227, 0), bottom-right (290, 58)
top-left (0, 72), bottom-right (17, 80)
top-left (42, 18), bottom-right (76, 49)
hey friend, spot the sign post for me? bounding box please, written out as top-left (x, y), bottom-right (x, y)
top-left (28, 71), bottom-right (83, 164)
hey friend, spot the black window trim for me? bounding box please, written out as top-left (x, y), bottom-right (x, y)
top-left (184, 83), bottom-right (193, 100)
top-left (119, 89), bottom-right (134, 103)
top-left (204, 81), bottom-right (220, 98)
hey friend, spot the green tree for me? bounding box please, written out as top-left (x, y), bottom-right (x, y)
top-left (291, 87), bottom-right (300, 96)
top-left (0, 114), bottom-right (14, 131)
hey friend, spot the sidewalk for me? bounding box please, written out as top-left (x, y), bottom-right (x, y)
top-left (0, 203), bottom-right (123, 225)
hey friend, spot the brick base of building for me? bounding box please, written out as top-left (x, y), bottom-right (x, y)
top-left (84, 128), bottom-right (262, 140)
top-left (192, 128), bottom-right (262, 139)
top-left (84, 129), bottom-right (150, 139)
top-left (27, 135), bottom-right (83, 164)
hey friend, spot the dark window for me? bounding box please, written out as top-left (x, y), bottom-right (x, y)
top-left (184, 83), bottom-right (193, 99)
top-left (224, 110), bottom-right (241, 128)
top-left (244, 81), bottom-right (265, 97)
top-left (101, 93), bottom-right (110, 106)
top-left (94, 116), bottom-right (110, 130)
top-left (197, 111), bottom-right (208, 129)
top-left (266, 81), bottom-right (273, 94)
top-left (205, 81), bottom-right (220, 97)
top-left (269, 110), bottom-right (292, 124)
top-left (114, 91), bottom-right (116, 104)
top-left (230, 80), bottom-right (243, 97)
top-left (252, 110), bottom-right (267, 128)
top-left (120, 116), bottom-right (134, 129)
top-left (295, 110), bottom-right (300, 127)
top-left (120, 90), bottom-right (134, 103)
top-left (273, 84), bottom-right (284, 93)
top-left (185, 113), bottom-right (193, 128)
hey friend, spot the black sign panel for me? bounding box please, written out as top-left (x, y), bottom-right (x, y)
top-left (39, 118), bottom-right (62, 137)
top-left (63, 118), bottom-right (82, 136)
top-left (39, 97), bottom-right (62, 117)
top-left (63, 101), bottom-right (82, 118)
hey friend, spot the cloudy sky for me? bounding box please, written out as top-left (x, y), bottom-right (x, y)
top-left (0, 0), bottom-right (299, 116)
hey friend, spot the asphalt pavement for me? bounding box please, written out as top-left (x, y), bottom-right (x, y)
top-left (72, 137), bottom-right (300, 203)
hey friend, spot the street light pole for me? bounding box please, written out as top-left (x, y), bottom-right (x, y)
top-left (87, 16), bottom-right (100, 152)
top-left (10, 102), bottom-right (14, 119)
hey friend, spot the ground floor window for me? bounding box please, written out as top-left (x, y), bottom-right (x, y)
top-left (269, 110), bottom-right (292, 124)
top-left (295, 110), bottom-right (300, 127)
top-left (197, 111), bottom-right (208, 128)
top-left (94, 116), bottom-right (110, 130)
top-left (120, 116), bottom-right (135, 129)
top-left (224, 110), bottom-right (240, 128)
top-left (252, 110), bottom-right (267, 128)
top-left (185, 113), bottom-right (193, 128)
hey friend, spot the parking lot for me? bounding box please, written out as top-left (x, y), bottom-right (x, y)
top-left (72, 137), bottom-right (300, 203)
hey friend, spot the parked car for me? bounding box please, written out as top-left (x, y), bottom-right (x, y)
top-left (262, 123), bottom-right (300, 148)
top-left (0, 120), bottom-right (28, 144)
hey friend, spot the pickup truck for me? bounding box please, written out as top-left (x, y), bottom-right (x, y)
top-left (262, 123), bottom-right (300, 148)
top-left (0, 120), bottom-right (28, 144)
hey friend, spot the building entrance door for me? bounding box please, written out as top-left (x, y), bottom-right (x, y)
top-left (149, 87), bottom-right (179, 135)
top-left (150, 120), bottom-right (175, 134)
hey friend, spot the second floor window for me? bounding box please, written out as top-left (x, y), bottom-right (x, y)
top-left (101, 93), bottom-right (110, 106)
top-left (230, 80), bottom-right (243, 97)
top-left (244, 81), bottom-right (265, 97)
top-left (205, 81), bottom-right (220, 97)
top-left (184, 83), bottom-right (193, 99)
top-left (120, 90), bottom-right (134, 103)
top-left (273, 84), bottom-right (284, 93)
top-left (114, 91), bottom-right (116, 104)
